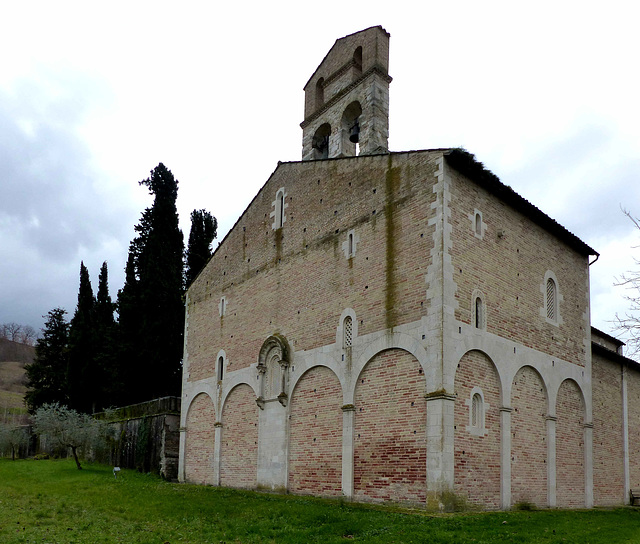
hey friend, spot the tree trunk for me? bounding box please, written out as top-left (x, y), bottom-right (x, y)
top-left (71, 446), bottom-right (82, 470)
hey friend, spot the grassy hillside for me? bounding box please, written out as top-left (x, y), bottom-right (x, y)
top-left (1, 459), bottom-right (640, 543)
top-left (0, 343), bottom-right (31, 422)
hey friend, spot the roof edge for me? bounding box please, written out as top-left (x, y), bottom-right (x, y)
top-left (444, 148), bottom-right (598, 258)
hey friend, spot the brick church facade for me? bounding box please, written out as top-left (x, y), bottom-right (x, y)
top-left (178, 26), bottom-right (640, 509)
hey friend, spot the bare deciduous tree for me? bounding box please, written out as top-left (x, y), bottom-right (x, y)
top-left (613, 209), bottom-right (640, 359)
top-left (0, 323), bottom-right (37, 346)
top-left (18, 325), bottom-right (37, 346)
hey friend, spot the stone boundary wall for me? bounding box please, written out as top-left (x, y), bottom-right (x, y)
top-left (95, 397), bottom-right (180, 480)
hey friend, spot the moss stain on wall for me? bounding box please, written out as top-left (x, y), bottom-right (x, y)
top-left (385, 154), bottom-right (401, 330)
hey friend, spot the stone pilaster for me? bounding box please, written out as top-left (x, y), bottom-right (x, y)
top-left (500, 407), bottom-right (512, 509)
top-left (546, 415), bottom-right (557, 507)
top-left (213, 421), bottom-right (223, 486)
top-left (341, 404), bottom-right (356, 498)
top-left (425, 392), bottom-right (456, 499)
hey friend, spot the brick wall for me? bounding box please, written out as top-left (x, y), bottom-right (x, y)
top-left (592, 354), bottom-right (625, 506)
top-left (288, 366), bottom-right (342, 496)
top-left (186, 152), bottom-right (438, 381)
top-left (556, 379), bottom-right (585, 508)
top-left (353, 349), bottom-right (426, 504)
top-left (220, 384), bottom-right (258, 489)
top-left (453, 350), bottom-right (501, 509)
top-left (184, 393), bottom-right (215, 485)
top-left (448, 168), bottom-right (589, 367)
top-left (511, 366), bottom-right (547, 507)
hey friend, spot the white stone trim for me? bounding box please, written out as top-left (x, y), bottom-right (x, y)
top-left (336, 308), bottom-right (358, 349)
top-left (540, 270), bottom-right (563, 326)
top-left (270, 187), bottom-right (288, 229)
top-left (471, 289), bottom-right (486, 330)
top-left (342, 229), bottom-right (359, 259)
top-left (469, 208), bottom-right (486, 239)
top-left (216, 349), bottom-right (227, 383)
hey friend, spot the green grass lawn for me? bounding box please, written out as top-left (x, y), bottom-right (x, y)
top-left (1, 459), bottom-right (640, 543)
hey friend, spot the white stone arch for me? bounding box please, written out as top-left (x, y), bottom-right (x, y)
top-left (453, 348), bottom-right (504, 409)
top-left (549, 376), bottom-right (588, 422)
top-left (219, 379), bottom-right (260, 417)
top-left (451, 335), bottom-right (508, 405)
top-left (288, 354), bottom-right (346, 402)
top-left (346, 331), bottom-right (428, 404)
top-left (289, 364), bottom-right (343, 403)
top-left (509, 364), bottom-right (550, 415)
top-left (181, 384), bottom-right (218, 427)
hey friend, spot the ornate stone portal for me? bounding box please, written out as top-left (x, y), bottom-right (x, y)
top-left (256, 334), bottom-right (290, 409)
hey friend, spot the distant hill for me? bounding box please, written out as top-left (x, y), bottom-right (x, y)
top-left (0, 338), bottom-right (34, 422)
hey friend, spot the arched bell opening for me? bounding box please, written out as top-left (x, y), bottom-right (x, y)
top-left (341, 101), bottom-right (362, 157)
top-left (312, 123), bottom-right (331, 160)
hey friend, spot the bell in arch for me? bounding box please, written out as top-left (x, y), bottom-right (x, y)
top-left (349, 119), bottom-right (360, 144)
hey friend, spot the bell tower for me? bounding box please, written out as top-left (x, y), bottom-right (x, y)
top-left (301, 26), bottom-right (391, 160)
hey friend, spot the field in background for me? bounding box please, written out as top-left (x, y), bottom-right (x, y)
top-left (0, 360), bottom-right (28, 423)
top-left (1, 459), bottom-right (640, 544)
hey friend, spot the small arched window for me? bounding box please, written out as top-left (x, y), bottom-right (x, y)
top-left (348, 232), bottom-right (354, 257)
top-left (475, 213), bottom-right (482, 236)
top-left (315, 77), bottom-right (324, 109)
top-left (219, 296), bottom-right (226, 317)
top-left (273, 188), bottom-right (286, 229)
top-left (217, 356), bottom-right (224, 381)
top-left (353, 46), bottom-right (363, 77)
top-left (471, 393), bottom-right (482, 429)
top-left (343, 316), bottom-right (353, 349)
top-left (475, 297), bottom-right (483, 329)
top-left (546, 278), bottom-right (557, 321)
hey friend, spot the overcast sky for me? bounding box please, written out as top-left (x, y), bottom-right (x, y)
top-left (1, 1), bottom-right (639, 352)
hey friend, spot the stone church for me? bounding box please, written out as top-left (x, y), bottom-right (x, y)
top-left (178, 26), bottom-right (640, 509)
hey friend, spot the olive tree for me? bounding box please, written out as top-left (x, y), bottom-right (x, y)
top-left (0, 424), bottom-right (29, 460)
top-left (32, 403), bottom-right (108, 470)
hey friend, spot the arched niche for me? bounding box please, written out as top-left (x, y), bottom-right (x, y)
top-left (256, 334), bottom-right (291, 408)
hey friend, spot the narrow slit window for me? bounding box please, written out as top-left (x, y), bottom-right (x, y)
top-left (348, 232), bottom-right (354, 257)
top-left (475, 213), bottom-right (482, 236)
top-left (475, 297), bottom-right (483, 329)
top-left (277, 190), bottom-right (285, 228)
top-left (218, 356), bottom-right (224, 381)
top-left (471, 393), bottom-right (482, 428)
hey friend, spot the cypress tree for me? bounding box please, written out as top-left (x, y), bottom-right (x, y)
top-left (24, 308), bottom-right (69, 412)
top-left (118, 163), bottom-right (185, 403)
top-left (186, 209), bottom-right (217, 286)
top-left (116, 253), bottom-right (142, 405)
top-left (67, 262), bottom-right (97, 413)
top-left (94, 261), bottom-right (117, 409)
